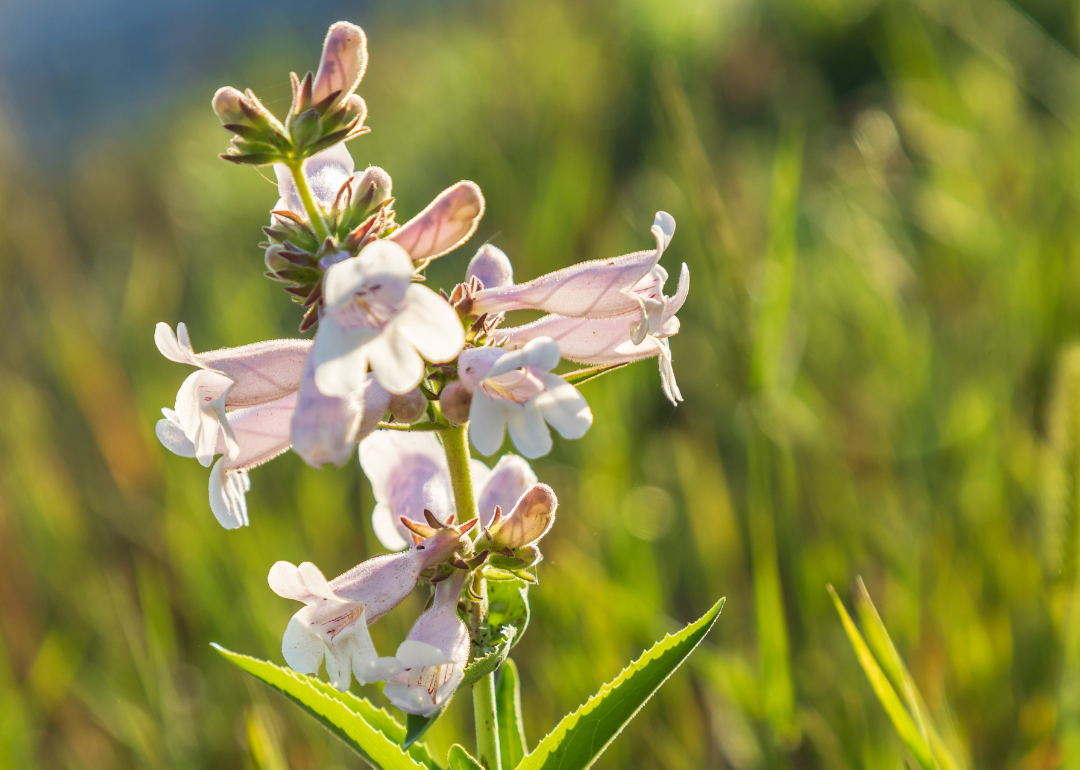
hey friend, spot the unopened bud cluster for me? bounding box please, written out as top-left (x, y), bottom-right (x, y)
top-left (153, 21), bottom-right (689, 717)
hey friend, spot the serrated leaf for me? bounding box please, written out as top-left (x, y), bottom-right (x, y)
top-left (827, 587), bottom-right (937, 770)
top-left (462, 626), bottom-right (517, 690)
top-left (447, 745), bottom-right (484, 770)
top-left (517, 598), bottom-right (725, 770)
top-left (497, 659), bottom-right (527, 769)
top-left (212, 644), bottom-right (443, 770)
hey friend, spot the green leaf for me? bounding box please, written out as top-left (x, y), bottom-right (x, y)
top-left (517, 598), bottom-right (725, 770)
top-left (496, 659), bottom-right (527, 770)
top-left (853, 579), bottom-right (964, 770)
top-left (462, 626), bottom-right (517, 690)
top-left (447, 745), bottom-right (484, 770)
top-left (487, 580), bottom-right (530, 646)
top-left (827, 587), bottom-right (937, 770)
top-left (212, 644), bottom-right (443, 770)
top-left (561, 363), bottom-right (628, 386)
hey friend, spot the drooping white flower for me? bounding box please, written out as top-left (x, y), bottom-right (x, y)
top-left (312, 240), bottom-right (464, 396)
top-left (291, 353), bottom-right (391, 468)
top-left (268, 528), bottom-right (463, 692)
top-left (156, 393), bottom-right (297, 528)
top-left (359, 430), bottom-right (536, 551)
top-left (458, 338), bottom-right (592, 459)
top-left (495, 262), bottom-right (689, 404)
top-left (381, 572), bottom-right (470, 716)
top-left (155, 322), bottom-right (309, 466)
top-left (470, 212), bottom-right (676, 319)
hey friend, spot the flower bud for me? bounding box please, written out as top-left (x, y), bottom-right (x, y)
top-left (389, 389), bottom-right (427, 424)
top-left (439, 381), bottom-right (472, 425)
top-left (313, 22), bottom-right (368, 108)
top-left (341, 93), bottom-right (368, 127)
top-left (212, 86), bottom-right (247, 125)
top-left (264, 244), bottom-right (292, 273)
top-left (488, 483), bottom-right (556, 550)
top-left (466, 244), bottom-right (514, 290)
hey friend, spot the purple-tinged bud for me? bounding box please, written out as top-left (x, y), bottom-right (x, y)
top-left (439, 381), bottom-right (473, 425)
top-left (389, 389), bottom-right (428, 424)
top-left (465, 244), bottom-right (514, 290)
top-left (212, 86), bottom-right (247, 125)
top-left (313, 22), bottom-right (368, 108)
top-left (488, 484), bottom-right (556, 550)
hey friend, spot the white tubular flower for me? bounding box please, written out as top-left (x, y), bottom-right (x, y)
top-left (359, 431), bottom-right (535, 550)
top-left (470, 212), bottom-right (676, 319)
top-left (458, 338), bottom-right (592, 459)
top-left (155, 322), bottom-right (310, 466)
top-left (312, 22), bottom-right (368, 108)
top-left (268, 529), bottom-right (463, 692)
top-left (156, 393), bottom-right (297, 529)
top-left (291, 353), bottom-right (391, 468)
top-left (381, 572), bottom-right (470, 716)
top-left (313, 240), bottom-right (464, 397)
top-left (495, 262), bottom-right (689, 404)
top-left (388, 182), bottom-right (485, 263)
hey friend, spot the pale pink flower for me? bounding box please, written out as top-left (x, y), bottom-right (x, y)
top-left (458, 338), bottom-right (592, 458)
top-left (312, 240), bottom-right (464, 396)
top-left (156, 394), bottom-right (297, 529)
top-left (388, 182), bottom-right (485, 263)
top-left (381, 572), bottom-right (470, 716)
top-left (268, 528), bottom-right (463, 692)
top-left (312, 22), bottom-right (368, 108)
top-left (155, 322), bottom-right (309, 466)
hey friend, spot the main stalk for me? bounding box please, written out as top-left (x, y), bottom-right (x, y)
top-left (441, 425), bottom-right (501, 770)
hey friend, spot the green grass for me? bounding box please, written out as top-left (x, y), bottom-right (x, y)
top-left (1, 0), bottom-right (1079, 766)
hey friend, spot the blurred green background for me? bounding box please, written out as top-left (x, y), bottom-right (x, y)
top-left (3, 0), bottom-right (1080, 766)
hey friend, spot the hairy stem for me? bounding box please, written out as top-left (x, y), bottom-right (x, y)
top-left (441, 425), bottom-right (501, 769)
top-left (286, 159), bottom-right (331, 243)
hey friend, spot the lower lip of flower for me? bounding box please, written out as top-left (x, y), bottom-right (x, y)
top-left (321, 603), bottom-right (365, 640)
top-left (481, 367), bottom-right (546, 405)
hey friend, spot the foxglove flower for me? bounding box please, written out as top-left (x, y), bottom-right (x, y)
top-left (381, 572), bottom-right (470, 716)
top-left (155, 322), bottom-right (310, 466)
top-left (312, 240), bottom-right (464, 396)
top-left (268, 528), bottom-right (464, 692)
top-left (458, 338), bottom-right (592, 458)
top-left (470, 212), bottom-right (676, 319)
top-left (156, 393), bottom-right (297, 528)
top-left (359, 431), bottom-right (536, 551)
top-left (291, 355), bottom-right (390, 468)
top-left (495, 262), bottom-right (689, 404)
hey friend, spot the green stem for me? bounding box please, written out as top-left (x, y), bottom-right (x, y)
top-left (286, 159), bottom-right (331, 243)
top-left (441, 426), bottom-right (501, 769)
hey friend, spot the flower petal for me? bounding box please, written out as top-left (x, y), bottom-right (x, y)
top-left (282, 614), bottom-right (326, 675)
top-left (208, 459), bottom-right (250, 529)
top-left (312, 22), bottom-right (368, 106)
top-left (155, 322), bottom-right (201, 366)
top-left (475, 454), bottom-right (537, 527)
top-left (274, 143), bottom-right (356, 213)
top-left (465, 244), bottom-right (514, 290)
top-left (536, 374), bottom-right (592, 440)
top-left (468, 391), bottom-right (508, 456)
top-left (155, 409), bottom-right (197, 458)
top-left (396, 285), bottom-right (465, 364)
top-left (372, 503), bottom-right (410, 551)
top-left (389, 181), bottom-right (485, 262)
top-left (364, 329), bottom-right (426, 395)
top-left (506, 402), bottom-right (552, 459)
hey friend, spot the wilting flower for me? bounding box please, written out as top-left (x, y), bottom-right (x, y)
top-left (382, 572), bottom-right (470, 716)
top-left (155, 322), bottom-right (309, 466)
top-left (359, 430), bottom-right (536, 551)
top-left (469, 212), bottom-right (676, 319)
top-left (312, 240), bottom-right (464, 396)
top-left (156, 394), bottom-right (296, 529)
top-left (495, 261), bottom-right (689, 404)
top-left (458, 338), bottom-right (592, 458)
top-left (268, 527), bottom-right (465, 692)
top-left (291, 354), bottom-right (391, 468)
